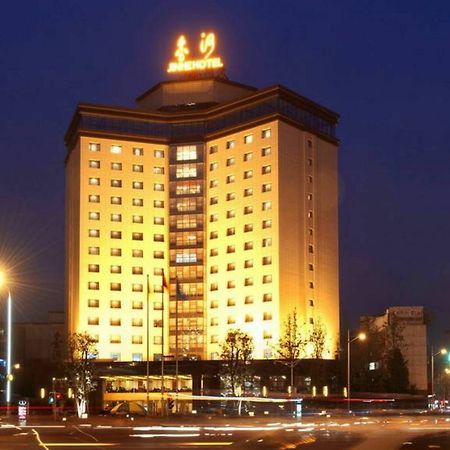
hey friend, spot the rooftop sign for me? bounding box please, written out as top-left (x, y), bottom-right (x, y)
top-left (167, 32), bottom-right (224, 74)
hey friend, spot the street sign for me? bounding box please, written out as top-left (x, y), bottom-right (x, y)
top-left (18, 400), bottom-right (28, 425)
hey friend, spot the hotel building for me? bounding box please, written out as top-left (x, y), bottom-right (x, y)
top-left (65, 74), bottom-right (340, 366)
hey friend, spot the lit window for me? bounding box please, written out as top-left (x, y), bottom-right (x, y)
top-left (133, 147), bottom-right (143, 156)
top-left (110, 282), bottom-right (121, 291)
top-left (110, 248), bottom-right (121, 256)
top-left (226, 140), bottom-right (235, 149)
top-left (226, 192), bottom-right (236, 201)
top-left (244, 188), bottom-right (253, 197)
top-left (211, 335), bottom-right (219, 344)
top-left (244, 134), bottom-right (253, 144)
top-left (210, 265), bottom-right (218, 274)
top-left (263, 331), bottom-right (272, 339)
top-left (262, 183), bottom-right (272, 193)
top-left (226, 175), bottom-right (235, 184)
top-left (262, 128), bottom-right (271, 139)
top-left (227, 210), bottom-right (235, 219)
top-left (132, 301), bottom-right (143, 309)
top-left (153, 319), bottom-right (162, 328)
top-left (110, 265), bottom-right (121, 274)
top-left (88, 317), bottom-right (99, 325)
top-left (209, 145), bottom-right (218, 154)
top-left (132, 318), bottom-right (143, 327)
top-left (210, 179), bottom-right (218, 188)
top-left (227, 245), bottom-right (235, 254)
top-left (227, 316), bottom-right (236, 324)
top-left (88, 246), bottom-right (100, 255)
top-left (176, 164), bottom-right (197, 178)
top-left (111, 162), bottom-right (122, 170)
top-left (210, 231), bottom-right (218, 239)
top-left (132, 336), bottom-right (143, 345)
top-left (262, 219), bottom-right (272, 229)
top-left (210, 196), bottom-right (218, 205)
top-left (153, 268), bottom-right (163, 276)
top-left (307, 193), bottom-right (313, 201)
top-left (89, 142), bottom-right (100, 152)
top-left (262, 146), bottom-right (271, 157)
top-left (263, 256), bottom-right (272, 265)
top-left (227, 298), bottom-right (236, 307)
top-left (132, 266), bottom-right (143, 275)
top-left (226, 157), bottom-right (235, 166)
top-left (210, 162), bottom-right (218, 171)
top-left (210, 283), bottom-right (218, 291)
top-left (132, 249), bottom-right (143, 258)
top-left (226, 227), bottom-right (235, 236)
top-left (244, 224), bottom-right (253, 232)
top-left (133, 181), bottom-right (143, 189)
top-left (244, 205), bottom-right (253, 215)
top-left (210, 317), bottom-right (219, 326)
top-left (244, 170), bottom-right (253, 179)
top-left (244, 260), bottom-right (253, 268)
top-left (153, 302), bottom-right (163, 311)
top-left (176, 145), bottom-right (197, 161)
top-left (263, 293), bottom-right (272, 302)
top-left (110, 145), bottom-right (122, 154)
top-left (154, 217), bottom-right (164, 225)
top-left (308, 245), bottom-right (314, 254)
top-left (88, 194), bottom-right (100, 203)
top-left (111, 179), bottom-right (122, 188)
top-left (132, 232), bottom-right (143, 241)
top-left (154, 149), bottom-right (164, 158)
top-left (154, 183), bottom-right (164, 191)
top-left (262, 201), bottom-right (272, 211)
top-left (244, 277), bottom-right (253, 286)
top-left (262, 237), bottom-right (272, 247)
top-left (110, 300), bottom-right (121, 309)
top-left (88, 229), bottom-right (100, 238)
top-left (110, 336), bottom-right (121, 344)
top-left (227, 281), bottom-right (235, 289)
top-left (210, 214), bottom-right (218, 222)
top-left (133, 164), bottom-right (143, 173)
top-left (153, 234), bottom-right (164, 242)
top-left (89, 160), bottom-right (100, 169)
top-left (308, 211), bottom-right (313, 218)
top-left (154, 251), bottom-right (164, 259)
top-left (154, 166), bottom-right (164, 174)
top-left (88, 264), bottom-right (99, 273)
top-left (111, 213), bottom-right (121, 222)
top-left (263, 275), bottom-right (272, 284)
top-left (245, 295), bottom-right (253, 304)
top-left (89, 212), bottom-right (100, 220)
top-left (154, 200), bottom-right (164, 208)
top-left (88, 299), bottom-right (99, 308)
top-left (89, 177), bottom-right (100, 186)
top-left (262, 165), bottom-right (271, 174)
top-left (210, 300), bottom-right (218, 309)
top-left (133, 215), bottom-right (143, 224)
top-left (227, 263), bottom-right (235, 271)
top-left (244, 241), bottom-right (253, 250)
top-left (245, 314), bottom-right (253, 322)
top-left (111, 196), bottom-right (121, 205)
top-left (88, 281), bottom-right (99, 290)
top-left (210, 248), bottom-right (218, 257)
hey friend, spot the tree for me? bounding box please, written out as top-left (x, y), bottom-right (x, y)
top-left (309, 320), bottom-right (327, 359)
top-left (275, 309), bottom-right (306, 391)
top-left (220, 329), bottom-right (254, 397)
top-left (66, 332), bottom-right (98, 418)
top-left (385, 347), bottom-right (409, 393)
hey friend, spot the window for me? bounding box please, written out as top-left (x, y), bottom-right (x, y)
top-left (210, 162), bottom-right (218, 171)
top-left (210, 300), bottom-right (218, 309)
top-left (245, 295), bottom-right (253, 304)
top-left (227, 298), bottom-right (236, 307)
top-left (154, 234), bottom-right (164, 242)
top-left (308, 211), bottom-right (313, 218)
top-left (110, 336), bottom-right (121, 344)
top-left (153, 319), bottom-right (162, 328)
top-left (227, 262), bottom-right (235, 271)
top-left (133, 147), bottom-right (143, 156)
top-left (261, 238), bottom-right (272, 248)
top-left (89, 142), bottom-right (100, 152)
top-left (176, 164), bottom-right (197, 178)
top-left (210, 231), bottom-right (218, 240)
top-left (133, 215), bottom-right (143, 224)
top-left (210, 265), bottom-right (218, 274)
top-left (209, 145), bottom-right (218, 154)
top-left (263, 312), bottom-right (272, 321)
top-left (88, 246), bottom-right (100, 255)
top-left (227, 210), bottom-right (235, 219)
top-left (89, 229), bottom-right (100, 238)
top-left (110, 145), bottom-right (122, 154)
top-left (309, 299), bottom-right (314, 307)
top-left (227, 281), bottom-right (235, 289)
top-left (133, 181), bottom-right (143, 189)
top-left (309, 317), bottom-right (314, 325)
top-left (308, 158), bottom-right (313, 167)
top-left (154, 200), bottom-right (164, 208)
top-left (210, 179), bottom-right (218, 188)
top-left (263, 331), bottom-right (272, 340)
top-left (262, 165), bottom-right (272, 174)
top-left (244, 170), bottom-right (253, 179)
top-left (309, 264), bottom-right (314, 271)
top-left (133, 164), bottom-right (143, 173)
top-left (226, 192), bottom-right (236, 201)
top-left (308, 175), bottom-right (313, 183)
top-left (88, 264), bottom-right (99, 273)
top-left (89, 177), bottom-right (100, 186)
top-left (153, 302), bottom-right (163, 311)
top-left (111, 213), bottom-right (121, 222)
top-left (226, 227), bottom-right (235, 236)
top-left (89, 212), bottom-right (100, 220)
top-left (153, 251), bottom-right (164, 259)
top-left (243, 152), bottom-right (253, 162)
top-left (309, 281), bottom-right (314, 289)
top-left (88, 194), bottom-right (100, 203)
top-left (110, 248), bottom-right (121, 256)
top-left (111, 179), bottom-right (122, 188)
top-left (132, 318), bottom-right (143, 327)
top-left (226, 175), bottom-right (235, 184)
top-left (154, 149), bottom-right (164, 158)
top-left (130, 266), bottom-right (143, 275)
top-left (227, 316), bottom-right (236, 324)
top-left (132, 249), bottom-right (143, 258)
top-left (88, 281), bottom-right (99, 290)
top-left (89, 160), bottom-right (100, 169)
top-left (244, 188), bottom-right (253, 197)
top-left (226, 140), bottom-right (235, 149)
top-left (227, 245), bottom-right (235, 254)
top-left (309, 228), bottom-right (313, 236)
top-left (132, 353), bottom-right (143, 361)
top-left (111, 196), bottom-right (121, 205)
top-left (210, 196), bottom-right (218, 205)
top-left (88, 299), bottom-right (99, 308)
top-left (154, 166), bottom-right (164, 174)
top-left (111, 162), bottom-right (122, 170)
top-left (154, 217), bottom-right (164, 225)
top-left (244, 241), bottom-right (253, 250)
top-left (262, 219), bottom-right (272, 229)
top-left (210, 248), bottom-right (218, 257)
top-left (244, 205), bottom-right (253, 215)
top-left (110, 300), bottom-right (121, 309)
top-left (110, 265), bottom-right (121, 274)
top-left (210, 214), bottom-right (218, 222)
top-left (132, 301), bottom-right (143, 310)
top-left (154, 336), bottom-right (162, 345)
top-left (263, 256), bottom-right (272, 265)
top-left (88, 317), bottom-right (99, 325)
top-left (262, 183), bottom-right (272, 193)
top-left (210, 317), bottom-right (219, 326)
top-left (245, 314), bottom-right (253, 322)
top-left (263, 293), bottom-right (272, 302)
top-left (262, 201), bottom-right (272, 211)
top-left (307, 193), bottom-right (313, 201)
top-left (244, 260), bottom-right (253, 268)
top-left (211, 335), bottom-right (219, 344)
top-left (244, 277), bottom-right (253, 286)
top-left (244, 224), bottom-right (253, 232)
top-left (226, 157), bottom-right (235, 166)
top-left (210, 283), bottom-right (218, 291)
top-left (154, 183), bottom-right (164, 191)
top-left (132, 232), bottom-right (143, 241)
top-left (263, 274), bottom-right (272, 284)
top-left (262, 128), bottom-right (271, 139)
top-left (308, 245), bottom-right (314, 254)
top-left (244, 134), bottom-right (253, 144)
top-left (110, 282), bottom-right (121, 291)
top-left (176, 145), bottom-right (197, 161)
top-left (262, 146), bottom-right (271, 157)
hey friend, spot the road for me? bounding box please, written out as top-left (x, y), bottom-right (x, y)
top-left (0, 414), bottom-right (449, 449)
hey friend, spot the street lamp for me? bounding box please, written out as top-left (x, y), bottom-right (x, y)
top-left (431, 347), bottom-right (447, 404)
top-left (0, 271), bottom-right (12, 417)
top-left (347, 330), bottom-right (366, 413)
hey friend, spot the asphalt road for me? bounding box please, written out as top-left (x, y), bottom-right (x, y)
top-left (0, 414), bottom-right (449, 449)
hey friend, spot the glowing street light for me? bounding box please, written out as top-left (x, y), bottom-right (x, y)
top-left (347, 329), bottom-right (367, 413)
top-left (0, 271), bottom-right (12, 416)
top-left (431, 347), bottom-right (448, 402)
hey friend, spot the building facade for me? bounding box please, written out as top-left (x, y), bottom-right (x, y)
top-left (65, 76), bottom-right (340, 363)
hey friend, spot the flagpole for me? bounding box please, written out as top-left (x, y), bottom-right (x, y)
top-left (146, 274), bottom-right (150, 415)
top-left (175, 277), bottom-right (179, 413)
top-left (161, 270), bottom-right (165, 416)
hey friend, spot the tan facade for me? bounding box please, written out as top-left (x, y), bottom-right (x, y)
top-left (65, 77), bottom-right (340, 362)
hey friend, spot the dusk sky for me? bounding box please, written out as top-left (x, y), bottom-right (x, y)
top-left (1, 1), bottom-right (449, 345)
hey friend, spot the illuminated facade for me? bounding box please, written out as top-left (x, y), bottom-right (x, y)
top-left (65, 75), bottom-right (340, 363)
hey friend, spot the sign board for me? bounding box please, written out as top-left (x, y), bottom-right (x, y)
top-left (18, 400), bottom-right (28, 425)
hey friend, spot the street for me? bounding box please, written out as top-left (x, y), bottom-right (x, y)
top-left (0, 414), bottom-right (449, 449)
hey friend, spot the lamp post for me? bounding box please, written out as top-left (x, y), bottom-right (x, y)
top-left (431, 347), bottom-right (447, 405)
top-left (0, 272), bottom-right (12, 417)
top-left (347, 329), bottom-right (366, 413)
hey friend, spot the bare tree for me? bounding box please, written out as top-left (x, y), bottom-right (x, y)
top-left (275, 309), bottom-right (306, 392)
top-left (309, 320), bottom-right (327, 359)
top-left (66, 332), bottom-right (98, 418)
top-left (220, 329), bottom-right (254, 397)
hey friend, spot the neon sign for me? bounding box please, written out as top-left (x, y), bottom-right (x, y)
top-left (167, 32), bottom-right (224, 73)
